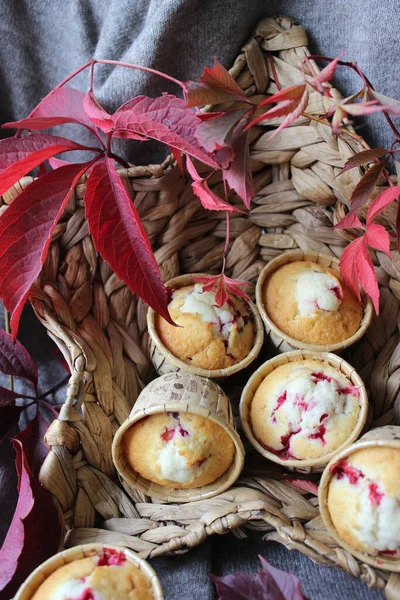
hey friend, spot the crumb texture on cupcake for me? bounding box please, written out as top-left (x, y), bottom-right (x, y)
top-left (31, 548), bottom-right (153, 600)
top-left (123, 411), bottom-right (235, 488)
top-left (263, 261), bottom-right (363, 345)
top-left (250, 359), bottom-right (361, 461)
top-left (156, 283), bottom-right (254, 370)
top-left (327, 447), bottom-right (400, 556)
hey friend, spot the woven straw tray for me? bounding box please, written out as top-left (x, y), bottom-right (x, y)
top-left (9, 15), bottom-right (400, 598)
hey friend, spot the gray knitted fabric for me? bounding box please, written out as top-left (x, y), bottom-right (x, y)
top-left (1, 1), bottom-right (399, 598)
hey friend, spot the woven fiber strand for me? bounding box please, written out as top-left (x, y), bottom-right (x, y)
top-left (4, 15), bottom-right (400, 596)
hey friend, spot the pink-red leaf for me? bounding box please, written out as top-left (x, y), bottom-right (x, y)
top-left (365, 223), bottom-right (391, 257)
top-left (0, 329), bottom-right (38, 389)
top-left (369, 90), bottom-right (400, 115)
top-left (313, 53), bottom-right (344, 87)
top-left (349, 158), bottom-right (388, 213)
top-left (211, 555), bottom-right (306, 600)
top-left (29, 86), bottom-right (93, 126)
top-left (84, 157), bottom-right (172, 323)
top-left (284, 478), bottom-right (319, 496)
top-left (186, 157), bottom-right (240, 213)
top-left (367, 185), bottom-right (400, 224)
top-left (110, 94), bottom-right (219, 169)
top-left (342, 100), bottom-right (384, 116)
top-left (83, 90), bottom-right (114, 131)
top-left (256, 85), bottom-right (306, 109)
top-left (185, 59), bottom-right (249, 108)
top-left (338, 148), bottom-right (388, 175)
top-left (0, 133), bottom-right (99, 198)
top-left (248, 86), bottom-right (308, 135)
top-left (0, 162), bottom-right (93, 339)
top-left (334, 212), bottom-right (365, 230)
top-left (192, 273), bottom-right (250, 306)
top-left (339, 236), bottom-right (380, 313)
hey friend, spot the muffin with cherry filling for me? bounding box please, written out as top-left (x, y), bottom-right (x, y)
top-left (123, 411), bottom-right (235, 488)
top-left (250, 359), bottom-right (361, 461)
top-left (327, 447), bottom-right (400, 558)
top-left (262, 261), bottom-right (363, 346)
top-left (31, 548), bottom-right (153, 600)
top-left (156, 283), bottom-right (254, 370)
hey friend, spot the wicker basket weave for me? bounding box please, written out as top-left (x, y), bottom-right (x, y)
top-left (7, 15), bottom-right (400, 598)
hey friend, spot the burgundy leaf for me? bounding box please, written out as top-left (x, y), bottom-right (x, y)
top-left (0, 437), bottom-right (61, 597)
top-left (223, 129), bottom-right (254, 208)
top-left (367, 185), bottom-right (400, 224)
top-left (0, 329), bottom-right (38, 389)
top-left (83, 90), bottom-right (115, 131)
top-left (338, 148), bottom-right (388, 175)
top-left (365, 223), bottom-right (391, 256)
top-left (0, 133), bottom-right (99, 198)
top-left (110, 94), bottom-right (219, 169)
top-left (195, 110), bottom-right (245, 153)
top-left (84, 157), bottom-right (172, 323)
top-left (0, 162), bottom-right (94, 339)
top-left (212, 555), bottom-right (306, 600)
top-left (0, 405), bottom-right (24, 443)
top-left (349, 158), bottom-right (388, 213)
top-left (0, 387), bottom-right (28, 407)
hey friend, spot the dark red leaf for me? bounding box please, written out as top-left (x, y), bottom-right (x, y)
top-left (367, 185), bottom-right (400, 224)
top-left (349, 158), bottom-right (388, 213)
top-left (3, 116), bottom-right (87, 131)
top-left (211, 555), bottom-right (306, 600)
top-left (0, 405), bottom-right (24, 442)
top-left (214, 276), bottom-right (229, 307)
top-left (0, 329), bottom-right (38, 389)
top-left (365, 223), bottom-right (391, 257)
top-left (0, 437), bottom-right (61, 597)
top-left (83, 90), bottom-right (115, 131)
top-left (84, 157), bottom-right (172, 323)
top-left (223, 130), bottom-right (254, 208)
top-left (195, 109), bottom-right (245, 153)
top-left (0, 387), bottom-right (28, 407)
top-left (338, 148), bottom-right (388, 175)
top-left (28, 86), bottom-right (93, 126)
top-left (192, 273), bottom-right (250, 306)
top-left (0, 133), bottom-right (99, 198)
top-left (185, 59), bottom-right (249, 108)
top-left (0, 162), bottom-right (94, 339)
top-left (110, 94), bottom-right (219, 169)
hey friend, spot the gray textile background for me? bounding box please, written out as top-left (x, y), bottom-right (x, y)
top-left (0, 1), bottom-right (399, 599)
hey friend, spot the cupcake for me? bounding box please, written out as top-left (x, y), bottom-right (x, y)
top-left (28, 547), bottom-right (156, 600)
top-left (113, 372), bottom-right (245, 502)
top-left (326, 445), bottom-right (400, 558)
top-left (262, 260), bottom-right (362, 346)
top-left (240, 351), bottom-right (367, 470)
top-left (123, 411), bottom-right (235, 488)
top-left (156, 282), bottom-right (254, 370)
top-left (250, 359), bottom-right (361, 461)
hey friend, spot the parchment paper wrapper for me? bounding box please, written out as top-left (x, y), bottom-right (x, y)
top-left (112, 371), bottom-right (245, 502)
top-left (147, 273), bottom-right (264, 379)
top-left (240, 350), bottom-right (368, 473)
top-left (255, 250), bottom-right (373, 353)
top-left (319, 425), bottom-right (400, 572)
top-left (15, 543), bottom-right (163, 600)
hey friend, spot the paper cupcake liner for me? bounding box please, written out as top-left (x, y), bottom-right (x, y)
top-left (255, 250), bottom-right (373, 354)
top-left (14, 543), bottom-right (163, 600)
top-left (112, 371), bottom-right (245, 502)
top-left (319, 425), bottom-right (400, 573)
top-left (240, 350), bottom-right (368, 473)
top-left (147, 273), bottom-right (264, 379)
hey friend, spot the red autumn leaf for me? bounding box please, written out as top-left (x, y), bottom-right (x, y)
top-left (168, 145), bottom-right (185, 177)
top-left (83, 90), bottom-right (115, 131)
top-left (338, 148), bottom-right (388, 175)
top-left (0, 387), bottom-right (30, 407)
top-left (339, 235), bottom-right (380, 313)
top-left (185, 59), bottom-right (249, 108)
top-left (195, 109), bottom-right (244, 154)
top-left (193, 273), bottom-right (249, 307)
top-left (0, 405), bottom-right (24, 442)
top-left (211, 555), bottom-right (306, 600)
top-left (309, 53), bottom-right (344, 91)
top-left (0, 329), bottom-right (38, 389)
top-left (0, 133), bottom-right (99, 198)
top-left (348, 158), bottom-right (389, 214)
top-left (223, 129), bottom-right (254, 209)
top-left (84, 156), bottom-right (172, 323)
top-left (334, 212), bottom-right (365, 230)
top-left (186, 157), bottom-right (240, 213)
top-left (342, 100), bottom-right (384, 116)
top-left (369, 90), bottom-right (400, 115)
top-left (48, 156), bottom-right (72, 169)
top-left (108, 94), bottom-right (219, 169)
top-left (0, 433), bottom-right (61, 597)
top-left (0, 161), bottom-right (94, 339)
top-left (248, 85), bottom-right (308, 135)
top-left (367, 184), bottom-right (400, 224)
top-left (364, 223), bottom-right (391, 256)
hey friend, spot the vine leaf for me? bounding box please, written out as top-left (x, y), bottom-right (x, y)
top-left (348, 158), bottom-right (389, 214)
top-left (185, 59), bottom-right (250, 107)
top-left (186, 157), bottom-right (240, 213)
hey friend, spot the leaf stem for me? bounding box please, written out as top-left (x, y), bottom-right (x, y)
top-left (267, 52), bottom-right (281, 91)
top-left (3, 307), bottom-right (14, 392)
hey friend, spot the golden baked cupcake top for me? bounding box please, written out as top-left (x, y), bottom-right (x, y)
top-left (156, 283), bottom-right (254, 370)
top-left (123, 411), bottom-right (235, 489)
top-left (327, 446), bottom-right (400, 557)
top-left (32, 548), bottom-right (153, 600)
top-left (262, 261), bottom-right (363, 345)
top-left (250, 359), bottom-right (361, 461)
